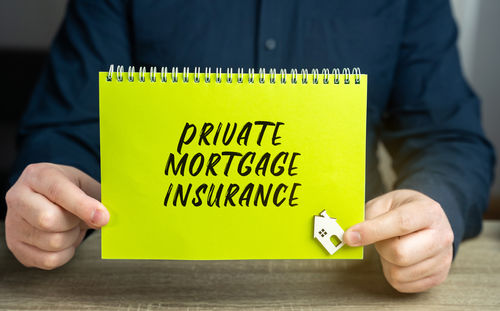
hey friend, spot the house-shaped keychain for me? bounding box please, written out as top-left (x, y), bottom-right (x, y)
top-left (313, 210), bottom-right (345, 255)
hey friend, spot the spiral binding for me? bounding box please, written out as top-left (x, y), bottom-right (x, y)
top-left (106, 65), bottom-right (362, 85)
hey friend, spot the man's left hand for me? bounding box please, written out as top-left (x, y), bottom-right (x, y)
top-left (343, 189), bottom-right (454, 293)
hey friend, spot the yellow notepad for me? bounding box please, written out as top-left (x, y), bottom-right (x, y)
top-left (99, 67), bottom-right (366, 260)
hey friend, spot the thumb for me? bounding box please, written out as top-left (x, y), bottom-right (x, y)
top-left (58, 165), bottom-right (109, 228)
top-left (343, 191), bottom-right (404, 247)
top-left (62, 165), bottom-right (101, 201)
top-left (343, 194), bottom-right (393, 247)
top-left (343, 226), bottom-right (363, 247)
top-left (27, 163), bottom-right (110, 228)
top-left (343, 200), bottom-right (429, 247)
top-left (61, 165), bottom-right (109, 228)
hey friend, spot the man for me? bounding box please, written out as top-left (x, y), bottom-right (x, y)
top-left (4, 0), bottom-right (495, 293)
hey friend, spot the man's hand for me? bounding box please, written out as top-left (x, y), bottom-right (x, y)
top-left (343, 189), bottom-right (454, 293)
top-left (4, 163), bottom-right (109, 270)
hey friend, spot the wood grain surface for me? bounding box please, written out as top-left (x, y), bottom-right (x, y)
top-left (1, 221), bottom-right (499, 310)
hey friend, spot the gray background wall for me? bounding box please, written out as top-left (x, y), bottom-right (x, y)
top-left (0, 0), bottom-right (67, 49)
top-left (452, 0), bottom-right (500, 198)
top-left (0, 0), bottom-right (499, 198)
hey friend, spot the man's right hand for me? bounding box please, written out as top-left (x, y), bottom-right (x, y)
top-left (4, 163), bottom-right (109, 270)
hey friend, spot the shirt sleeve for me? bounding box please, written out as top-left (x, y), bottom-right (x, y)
top-left (381, 0), bottom-right (496, 255)
top-left (10, 0), bottom-right (132, 184)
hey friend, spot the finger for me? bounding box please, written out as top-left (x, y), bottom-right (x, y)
top-left (381, 248), bottom-right (453, 284)
top-left (366, 189), bottom-right (425, 220)
top-left (365, 193), bottom-right (393, 220)
top-left (375, 228), bottom-right (449, 266)
top-left (395, 273), bottom-right (448, 293)
top-left (61, 165), bottom-right (101, 201)
top-left (344, 201), bottom-right (433, 246)
top-left (17, 217), bottom-right (81, 252)
top-left (25, 164), bottom-right (109, 228)
top-left (13, 185), bottom-right (81, 232)
top-left (9, 241), bottom-right (76, 270)
top-left (383, 262), bottom-right (450, 293)
top-left (73, 228), bottom-right (87, 248)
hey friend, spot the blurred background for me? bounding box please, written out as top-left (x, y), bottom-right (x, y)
top-left (0, 0), bottom-right (499, 219)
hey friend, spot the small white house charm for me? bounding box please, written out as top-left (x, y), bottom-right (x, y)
top-left (313, 210), bottom-right (345, 255)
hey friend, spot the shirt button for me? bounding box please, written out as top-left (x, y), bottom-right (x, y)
top-left (265, 38), bottom-right (277, 51)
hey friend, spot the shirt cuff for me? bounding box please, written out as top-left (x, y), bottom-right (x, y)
top-left (9, 128), bottom-right (100, 186)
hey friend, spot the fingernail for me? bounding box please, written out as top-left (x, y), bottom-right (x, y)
top-left (346, 231), bottom-right (361, 246)
top-left (91, 207), bottom-right (108, 227)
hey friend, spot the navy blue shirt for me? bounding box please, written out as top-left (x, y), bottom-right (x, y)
top-left (10, 0), bottom-right (495, 254)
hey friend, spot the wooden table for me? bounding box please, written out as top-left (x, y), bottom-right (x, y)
top-left (1, 221), bottom-right (499, 310)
